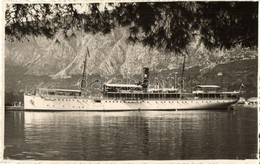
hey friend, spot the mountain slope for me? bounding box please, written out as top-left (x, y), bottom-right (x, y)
top-left (6, 27), bottom-right (242, 78)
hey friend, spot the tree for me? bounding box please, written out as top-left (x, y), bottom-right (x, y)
top-left (5, 2), bottom-right (258, 54)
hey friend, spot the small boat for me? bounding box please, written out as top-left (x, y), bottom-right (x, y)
top-left (237, 97), bottom-right (246, 104)
top-left (246, 97), bottom-right (258, 105)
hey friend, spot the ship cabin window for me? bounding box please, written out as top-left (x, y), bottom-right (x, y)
top-left (94, 100), bottom-right (101, 103)
top-left (49, 92), bottom-right (55, 95)
top-left (149, 89), bottom-right (163, 93)
top-left (56, 91), bottom-right (66, 96)
top-left (103, 84), bottom-right (142, 93)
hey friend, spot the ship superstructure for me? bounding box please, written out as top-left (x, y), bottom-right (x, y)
top-left (24, 67), bottom-right (239, 111)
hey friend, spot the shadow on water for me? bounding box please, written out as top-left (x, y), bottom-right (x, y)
top-left (4, 107), bottom-right (258, 160)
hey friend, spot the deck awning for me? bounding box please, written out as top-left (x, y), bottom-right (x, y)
top-left (104, 83), bottom-right (142, 88)
top-left (194, 85), bottom-right (221, 88)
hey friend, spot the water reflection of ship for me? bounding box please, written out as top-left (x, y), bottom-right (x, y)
top-left (24, 50), bottom-right (240, 111)
top-left (6, 109), bottom-right (257, 159)
top-left (21, 112), bottom-right (180, 159)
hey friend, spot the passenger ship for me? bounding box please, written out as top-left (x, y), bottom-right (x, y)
top-left (24, 50), bottom-right (240, 111)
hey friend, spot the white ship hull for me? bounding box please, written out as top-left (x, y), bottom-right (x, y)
top-left (24, 94), bottom-right (238, 111)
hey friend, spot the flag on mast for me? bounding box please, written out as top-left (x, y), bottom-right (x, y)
top-left (239, 83), bottom-right (246, 93)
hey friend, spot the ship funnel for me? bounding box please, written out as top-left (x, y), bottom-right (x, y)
top-left (142, 67), bottom-right (149, 91)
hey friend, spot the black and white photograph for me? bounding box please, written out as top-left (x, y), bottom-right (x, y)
top-left (2, 1), bottom-right (258, 162)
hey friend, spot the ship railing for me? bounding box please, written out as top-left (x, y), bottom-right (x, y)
top-left (182, 93), bottom-right (239, 100)
top-left (39, 94), bottom-right (105, 100)
top-left (102, 92), bottom-right (239, 100)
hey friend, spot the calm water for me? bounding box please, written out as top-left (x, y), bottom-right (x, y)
top-left (4, 107), bottom-right (258, 160)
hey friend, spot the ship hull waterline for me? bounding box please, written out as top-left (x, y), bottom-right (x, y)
top-left (24, 94), bottom-right (237, 111)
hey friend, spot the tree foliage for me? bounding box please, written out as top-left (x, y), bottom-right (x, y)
top-left (5, 2), bottom-right (258, 53)
top-left (198, 2), bottom-right (258, 49)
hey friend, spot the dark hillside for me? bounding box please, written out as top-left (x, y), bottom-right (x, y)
top-left (5, 59), bottom-right (257, 104)
top-left (194, 59), bottom-right (257, 98)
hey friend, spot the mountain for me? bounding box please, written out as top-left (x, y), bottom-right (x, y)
top-left (5, 27), bottom-right (239, 78)
top-left (4, 27), bottom-right (258, 104)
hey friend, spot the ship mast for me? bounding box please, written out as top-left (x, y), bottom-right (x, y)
top-left (181, 53), bottom-right (186, 79)
top-left (80, 47), bottom-right (90, 90)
